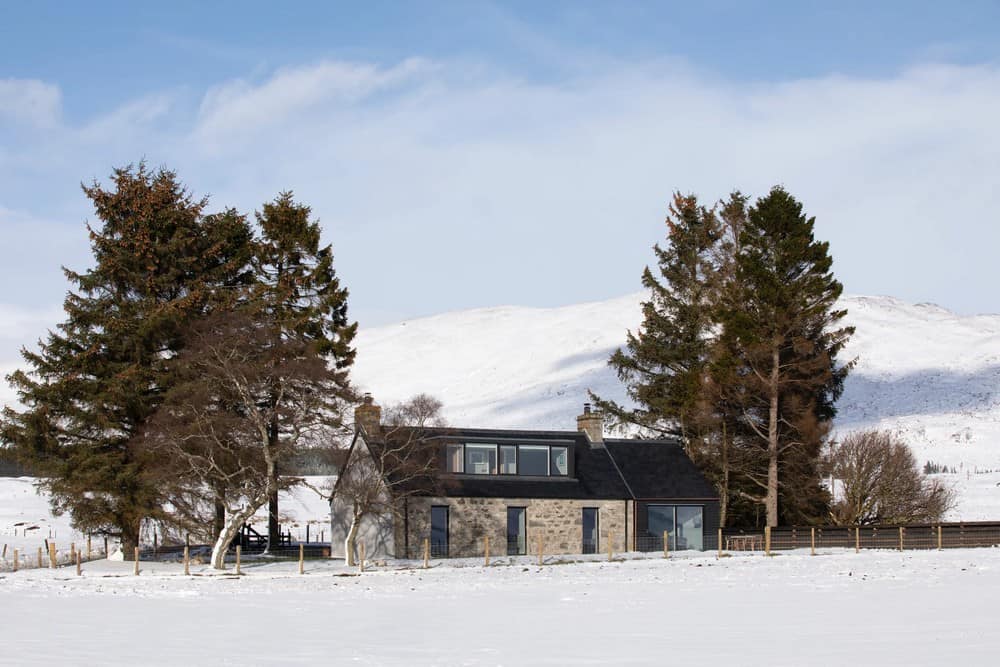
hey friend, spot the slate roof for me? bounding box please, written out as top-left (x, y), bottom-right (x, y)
top-left (603, 439), bottom-right (718, 500)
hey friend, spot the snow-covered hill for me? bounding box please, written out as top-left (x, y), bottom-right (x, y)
top-left (352, 293), bottom-right (1000, 519)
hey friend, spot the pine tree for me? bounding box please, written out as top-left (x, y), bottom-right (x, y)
top-left (718, 186), bottom-right (854, 526)
top-left (1, 164), bottom-right (251, 556)
top-left (250, 192), bottom-right (358, 548)
top-left (591, 193), bottom-right (722, 438)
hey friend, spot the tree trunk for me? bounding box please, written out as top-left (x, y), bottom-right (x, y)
top-left (267, 489), bottom-right (280, 551)
top-left (344, 513), bottom-right (361, 567)
top-left (211, 501), bottom-right (264, 570)
top-left (121, 519), bottom-right (142, 561)
top-left (214, 499), bottom-right (225, 539)
top-left (720, 423), bottom-right (730, 528)
top-left (766, 341), bottom-right (780, 527)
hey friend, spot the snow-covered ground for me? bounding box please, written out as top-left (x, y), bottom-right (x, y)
top-left (1, 547), bottom-right (998, 665)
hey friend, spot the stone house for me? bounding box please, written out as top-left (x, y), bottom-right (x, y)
top-left (329, 396), bottom-right (720, 560)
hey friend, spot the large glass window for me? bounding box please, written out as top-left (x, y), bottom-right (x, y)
top-left (550, 446), bottom-right (568, 476)
top-left (465, 444), bottom-right (497, 475)
top-left (430, 506), bottom-right (449, 558)
top-left (499, 445), bottom-right (517, 474)
top-left (518, 445), bottom-right (549, 476)
top-left (582, 508), bottom-right (599, 554)
top-left (507, 507), bottom-right (526, 555)
top-left (446, 444), bottom-right (464, 473)
top-left (644, 505), bottom-right (703, 551)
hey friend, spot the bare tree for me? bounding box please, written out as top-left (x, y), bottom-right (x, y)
top-left (143, 310), bottom-right (354, 569)
top-left (829, 429), bottom-right (954, 525)
top-left (335, 394), bottom-right (446, 566)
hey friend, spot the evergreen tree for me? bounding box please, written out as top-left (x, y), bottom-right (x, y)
top-left (249, 192), bottom-right (358, 548)
top-left (718, 186), bottom-right (854, 526)
top-left (1, 164), bottom-right (251, 556)
top-left (591, 193), bottom-right (722, 439)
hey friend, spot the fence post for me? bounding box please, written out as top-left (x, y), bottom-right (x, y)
top-left (298, 543), bottom-right (304, 575)
top-left (423, 538), bottom-right (430, 569)
top-left (484, 535), bottom-right (490, 567)
top-left (49, 543), bottom-right (56, 569)
top-left (76, 551), bottom-right (81, 576)
top-left (70, 542), bottom-right (76, 560)
top-left (87, 535), bottom-right (92, 560)
top-left (664, 530), bottom-right (670, 559)
top-left (717, 528), bottom-right (722, 558)
top-left (183, 546), bottom-right (190, 576)
top-left (133, 547), bottom-right (139, 576)
top-left (607, 532), bottom-right (613, 562)
top-left (811, 527), bottom-right (816, 556)
top-left (37, 546), bottom-right (43, 568)
top-left (235, 545), bottom-right (242, 575)
top-left (12, 549), bottom-right (18, 573)
top-left (899, 526), bottom-right (904, 551)
top-left (937, 525), bottom-right (943, 550)
top-left (359, 543), bottom-right (365, 573)
top-left (764, 527), bottom-right (771, 556)
top-left (855, 526), bottom-right (860, 553)
top-left (104, 536), bottom-right (108, 558)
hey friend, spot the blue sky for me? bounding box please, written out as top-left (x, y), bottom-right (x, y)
top-left (2, 2), bottom-right (1000, 374)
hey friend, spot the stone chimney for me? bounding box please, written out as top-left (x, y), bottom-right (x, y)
top-left (354, 393), bottom-right (382, 437)
top-left (576, 403), bottom-right (604, 445)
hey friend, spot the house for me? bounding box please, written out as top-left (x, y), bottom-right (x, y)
top-left (329, 396), bottom-right (720, 560)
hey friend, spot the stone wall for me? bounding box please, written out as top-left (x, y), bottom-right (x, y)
top-left (401, 496), bottom-right (632, 558)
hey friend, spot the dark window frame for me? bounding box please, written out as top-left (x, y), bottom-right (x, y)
top-left (442, 442), bottom-right (572, 478)
top-left (582, 507), bottom-right (599, 554)
top-left (507, 506), bottom-right (527, 556)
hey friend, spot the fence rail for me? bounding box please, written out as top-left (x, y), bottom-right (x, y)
top-left (723, 521), bottom-right (1000, 552)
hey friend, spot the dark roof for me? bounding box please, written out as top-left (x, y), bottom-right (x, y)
top-left (604, 439), bottom-right (718, 500)
top-left (345, 423), bottom-right (717, 502)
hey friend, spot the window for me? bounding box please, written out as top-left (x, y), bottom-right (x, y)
top-left (465, 443), bottom-right (497, 475)
top-left (499, 445), bottom-right (517, 474)
top-left (518, 445), bottom-right (549, 476)
top-left (507, 507), bottom-right (526, 555)
top-left (431, 506), bottom-right (449, 558)
top-left (582, 508), bottom-right (599, 554)
top-left (644, 505), bottom-right (703, 551)
top-left (550, 446), bottom-right (568, 476)
top-left (446, 444), bottom-right (464, 473)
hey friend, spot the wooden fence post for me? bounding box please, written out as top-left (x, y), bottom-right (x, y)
top-left (937, 525), bottom-right (943, 550)
top-left (359, 543), bottom-right (365, 573)
top-left (717, 528), bottom-right (722, 558)
top-left (423, 538), bottom-right (430, 569)
top-left (811, 527), bottom-right (816, 556)
top-left (133, 547), bottom-right (139, 576)
top-left (183, 546), bottom-right (190, 576)
top-left (49, 543), bottom-right (56, 569)
top-left (12, 549), bottom-right (18, 573)
top-left (484, 535), bottom-right (490, 567)
top-left (76, 551), bottom-right (81, 576)
top-left (664, 530), bottom-right (670, 559)
top-left (153, 532), bottom-right (158, 560)
top-left (764, 527), bottom-right (771, 556)
top-left (298, 543), bottom-right (304, 575)
top-left (855, 526), bottom-right (860, 553)
top-left (37, 546), bottom-right (43, 568)
top-left (70, 542), bottom-right (76, 561)
top-left (899, 526), bottom-right (904, 552)
top-left (235, 545), bottom-right (242, 575)
top-left (103, 536), bottom-right (108, 558)
top-left (86, 535), bottom-right (92, 560)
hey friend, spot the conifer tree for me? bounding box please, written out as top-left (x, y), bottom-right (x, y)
top-left (1, 164), bottom-right (251, 556)
top-left (718, 186), bottom-right (854, 526)
top-left (591, 193), bottom-right (722, 439)
top-left (250, 192), bottom-right (358, 548)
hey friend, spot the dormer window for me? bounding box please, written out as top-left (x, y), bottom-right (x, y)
top-left (444, 442), bottom-right (572, 477)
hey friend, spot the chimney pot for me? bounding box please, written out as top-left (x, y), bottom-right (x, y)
top-left (576, 402), bottom-right (603, 445)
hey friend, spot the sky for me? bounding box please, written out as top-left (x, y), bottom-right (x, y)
top-left (2, 1), bottom-right (1000, 390)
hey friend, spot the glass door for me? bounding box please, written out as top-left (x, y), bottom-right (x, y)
top-left (507, 507), bottom-right (526, 555)
top-left (430, 506), bottom-right (449, 558)
top-left (675, 506), bottom-right (704, 551)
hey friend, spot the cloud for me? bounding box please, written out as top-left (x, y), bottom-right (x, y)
top-left (0, 78), bottom-right (61, 127)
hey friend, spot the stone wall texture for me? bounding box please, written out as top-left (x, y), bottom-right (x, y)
top-left (400, 496), bottom-right (633, 559)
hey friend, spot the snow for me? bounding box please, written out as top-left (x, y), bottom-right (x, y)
top-left (352, 293), bottom-right (1000, 520)
top-left (1, 547), bottom-right (998, 664)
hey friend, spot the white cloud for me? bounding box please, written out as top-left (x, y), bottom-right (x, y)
top-left (0, 78), bottom-right (61, 127)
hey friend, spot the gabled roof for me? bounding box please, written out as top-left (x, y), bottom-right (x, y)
top-left (603, 439), bottom-right (718, 499)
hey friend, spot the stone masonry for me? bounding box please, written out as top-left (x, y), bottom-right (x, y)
top-left (401, 496), bottom-right (632, 558)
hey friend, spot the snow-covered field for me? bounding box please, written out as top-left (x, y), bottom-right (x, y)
top-left (1, 547), bottom-right (998, 665)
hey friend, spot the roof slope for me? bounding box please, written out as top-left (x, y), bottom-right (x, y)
top-left (604, 439), bottom-right (718, 500)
